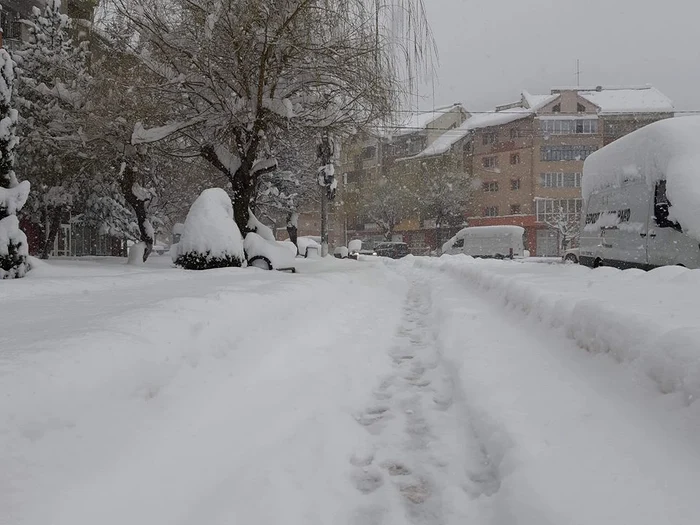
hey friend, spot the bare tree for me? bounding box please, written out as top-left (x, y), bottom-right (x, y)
top-left (362, 175), bottom-right (418, 241)
top-left (99, 0), bottom-right (436, 230)
top-left (545, 206), bottom-right (580, 255)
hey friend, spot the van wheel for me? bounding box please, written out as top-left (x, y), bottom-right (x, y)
top-left (248, 255), bottom-right (273, 270)
top-left (593, 258), bottom-right (603, 268)
top-left (564, 254), bottom-right (579, 264)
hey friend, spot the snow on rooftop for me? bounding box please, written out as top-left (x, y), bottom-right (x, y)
top-left (583, 115), bottom-right (700, 240)
top-left (393, 103), bottom-right (465, 136)
top-left (409, 108), bottom-right (532, 159)
top-left (522, 91), bottom-right (560, 111)
top-left (578, 86), bottom-right (674, 114)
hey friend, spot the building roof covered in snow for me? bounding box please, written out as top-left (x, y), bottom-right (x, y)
top-left (392, 103), bottom-right (467, 136)
top-left (576, 86), bottom-right (674, 115)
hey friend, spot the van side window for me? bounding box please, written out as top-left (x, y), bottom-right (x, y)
top-left (654, 181), bottom-right (682, 231)
top-left (454, 238), bottom-right (464, 248)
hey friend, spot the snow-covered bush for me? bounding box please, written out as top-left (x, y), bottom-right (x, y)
top-left (0, 48), bottom-right (30, 279)
top-left (334, 246), bottom-right (349, 259)
top-left (175, 188), bottom-right (244, 270)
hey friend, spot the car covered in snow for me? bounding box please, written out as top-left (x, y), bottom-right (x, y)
top-left (581, 116), bottom-right (700, 269)
top-left (442, 225), bottom-right (525, 259)
top-left (563, 247), bottom-right (580, 264)
top-left (374, 241), bottom-right (410, 259)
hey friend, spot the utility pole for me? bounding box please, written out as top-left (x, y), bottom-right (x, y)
top-left (317, 131), bottom-right (336, 257)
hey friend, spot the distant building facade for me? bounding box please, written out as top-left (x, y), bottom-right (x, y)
top-left (467, 86), bottom-right (674, 256)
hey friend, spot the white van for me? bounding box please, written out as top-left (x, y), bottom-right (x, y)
top-left (442, 225), bottom-right (525, 259)
top-left (580, 117), bottom-right (700, 269)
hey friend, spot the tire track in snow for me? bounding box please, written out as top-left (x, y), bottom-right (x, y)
top-left (347, 277), bottom-right (502, 524)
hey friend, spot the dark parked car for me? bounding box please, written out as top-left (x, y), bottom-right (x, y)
top-left (374, 242), bottom-right (410, 259)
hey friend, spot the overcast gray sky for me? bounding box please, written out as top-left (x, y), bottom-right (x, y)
top-left (420, 0), bottom-right (700, 112)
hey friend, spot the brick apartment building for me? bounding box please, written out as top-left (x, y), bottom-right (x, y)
top-left (466, 86), bottom-right (674, 255)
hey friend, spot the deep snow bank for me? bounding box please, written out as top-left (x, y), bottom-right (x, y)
top-left (412, 255), bottom-right (700, 403)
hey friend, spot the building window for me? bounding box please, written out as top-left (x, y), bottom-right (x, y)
top-left (509, 128), bottom-right (517, 140)
top-left (540, 145), bottom-right (597, 162)
top-left (484, 206), bottom-right (499, 217)
top-left (483, 181), bottom-right (499, 192)
top-left (535, 198), bottom-right (582, 223)
top-left (344, 171), bottom-right (361, 184)
top-left (510, 204), bottom-right (521, 214)
top-left (540, 172), bottom-right (582, 188)
top-left (482, 156), bottom-right (498, 169)
top-left (482, 132), bottom-right (496, 145)
top-left (552, 104), bottom-right (561, 113)
top-left (510, 153), bottom-right (520, 165)
top-left (540, 119), bottom-right (598, 135)
top-left (463, 141), bottom-right (472, 154)
top-left (577, 103), bottom-right (587, 113)
top-left (510, 178), bottom-right (521, 190)
top-left (362, 146), bottom-right (376, 160)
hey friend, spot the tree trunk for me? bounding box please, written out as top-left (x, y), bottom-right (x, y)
top-left (231, 169), bottom-right (254, 232)
top-left (119, 159), bottom-right (153, 262)
top-left (40, 206), bottom-right (64, 259)
top-left (200, 144), bottom-right (276, 233)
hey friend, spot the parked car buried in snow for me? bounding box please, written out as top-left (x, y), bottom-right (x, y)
top-left (244, 233), bottom-right (297, 272)
top-left (442, 226), bottom-right (525, 259)
top-left (563, 248), bottom-right (580, 264)
top-left (374, 242), bottom-right (410, 259)
top-left (580, 116), bottom-right (700, 270)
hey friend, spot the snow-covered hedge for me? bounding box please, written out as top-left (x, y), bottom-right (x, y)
top-left (175, 188), bottom-right (245, 270)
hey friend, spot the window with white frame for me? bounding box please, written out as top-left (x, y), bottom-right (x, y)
top-left (482, 132), bottom-right (497, 145)
top-left (484, 206), bottom-right (499, 217)
top-left (535, 198), bottom-right (582, 223)
top-left (540, 172), bottom-right (582, 188)
top-left (482, 156), bottom-right (498, 169)
top-left (483, 181), bottom-right (499, 192)
top-left (539, 119), bottom-right (598, 135)
top-left (540, 145), bottom-right (597, 161)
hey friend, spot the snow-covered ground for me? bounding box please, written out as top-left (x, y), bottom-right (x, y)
top-left (3, 255), bottom-right (700, 525)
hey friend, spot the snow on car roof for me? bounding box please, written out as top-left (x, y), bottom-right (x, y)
top-left (455, 225), bottom-right (525, 238)
top-left (583, 116), bottom-right (700, 240)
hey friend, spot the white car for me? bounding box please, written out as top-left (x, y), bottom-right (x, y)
top-left (563, 248), bottom-right (580, 264)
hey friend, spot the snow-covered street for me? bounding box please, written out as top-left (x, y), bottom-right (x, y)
top-left (3, 256), bottom-right (700, 525)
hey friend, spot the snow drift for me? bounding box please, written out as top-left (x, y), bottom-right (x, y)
top-left (175, 188), bottom-right (245, 270)
top-left (413, 256), bottom-right (700, 404)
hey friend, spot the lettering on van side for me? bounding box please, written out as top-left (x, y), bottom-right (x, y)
top-left (585, 208), bottom-right (631, 230)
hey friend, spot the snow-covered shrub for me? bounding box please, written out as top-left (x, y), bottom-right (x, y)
top-left (334, 246), bottom-right (349, 258)
top-left (175, 188), bottom-right (244, 270)
top-left (0, 48), bottom-right (30, 279)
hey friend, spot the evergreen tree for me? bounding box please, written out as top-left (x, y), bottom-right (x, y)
top-left (15, 0), bottom-right (91, 258)
top-left (0, 47), bottom-right (30, 279)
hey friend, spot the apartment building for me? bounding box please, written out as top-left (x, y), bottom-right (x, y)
top-left (468, 86), bottom-right (674, 255)
top-left (339, 104), bottom-right (470, 252)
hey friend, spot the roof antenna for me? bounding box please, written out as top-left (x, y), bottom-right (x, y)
top-left (576, 59), bottom-right (581, 87)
